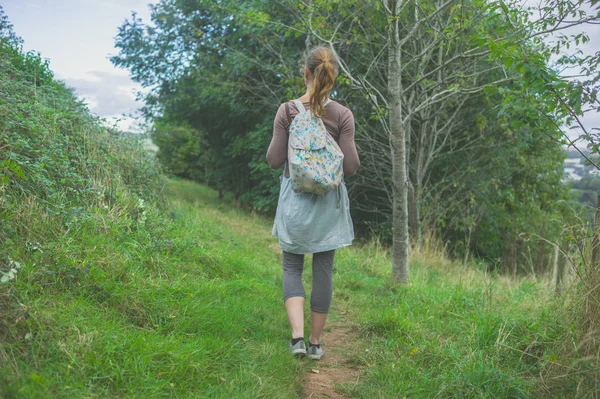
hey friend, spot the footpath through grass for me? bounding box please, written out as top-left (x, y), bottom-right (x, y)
top-left (1, 178), bottom-right (569, 398)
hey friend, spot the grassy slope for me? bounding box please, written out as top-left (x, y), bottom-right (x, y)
top-left (337, 248), bottom-right (564, 398)
top-left (2, 178), bottom-right (301, 398)
top-left (1, 178), bottom-right (569, 398)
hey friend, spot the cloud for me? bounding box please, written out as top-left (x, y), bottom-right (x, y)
top-left (73, 0), bottom-right (154, 17)
top-left (63, 71), bottom-right (144, 117)
top-left (573, 109), bottom-right (600, 136)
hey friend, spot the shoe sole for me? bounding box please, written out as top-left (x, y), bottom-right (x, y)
top-left (291, 349), bottom-right (306, 356)
top-left (307, 352), bottom-right (324, 360)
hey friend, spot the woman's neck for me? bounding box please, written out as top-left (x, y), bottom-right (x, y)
top-left (299, 90), bottom-right (328, 103)
top-left (299, 90), bottom-right (311, 103)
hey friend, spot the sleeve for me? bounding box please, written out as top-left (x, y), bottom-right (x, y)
top-left (338, 108), bottom-right (360, 176)
top-left (266, 103), bottom-right (289, 170)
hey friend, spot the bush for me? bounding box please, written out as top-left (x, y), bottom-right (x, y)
top-left (0, 7), bottom-right (167, 374)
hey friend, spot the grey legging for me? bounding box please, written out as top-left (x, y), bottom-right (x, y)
top-left (282, 250), bottom-right (335, 313)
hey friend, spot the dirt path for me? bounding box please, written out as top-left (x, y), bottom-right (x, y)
top-left (302, 323), bottom-right (362, 398)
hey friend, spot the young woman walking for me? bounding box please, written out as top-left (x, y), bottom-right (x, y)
top-left (266, 46), bottom-right (360, 359)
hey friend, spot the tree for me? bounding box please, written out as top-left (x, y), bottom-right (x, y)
top-left (387, 0), bottom-right (410, 283)
top-left (112, 0), bottom-right (305, 207)
top-left (112, 0), bottom-right (598, 283)
top-left (297, 0), bottom-right (597, 282)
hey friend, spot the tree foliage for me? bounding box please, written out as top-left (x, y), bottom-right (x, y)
top-left (112, 0), bottom-right (308, 210)
top-left (111, 0), bottom-right (597, 274)
top-left (0, 5), bottom-right (164, 245)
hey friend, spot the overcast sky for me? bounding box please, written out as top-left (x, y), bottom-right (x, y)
top-left (2, 0), bottom-right (156, 132)
top-left (1, 0), bottom-right (598, 137)
top-left (540, 1), bottom-right (600, 140)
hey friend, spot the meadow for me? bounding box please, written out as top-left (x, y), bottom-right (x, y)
top-left (1, 178), bottom-right (576, 398)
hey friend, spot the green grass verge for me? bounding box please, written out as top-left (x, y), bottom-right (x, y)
top-left (332, 248), bottom-right (568, 398)
top-left (1, 178), bottom-right (572, 398)
top-left (2, 178), bottom-right (301, 398)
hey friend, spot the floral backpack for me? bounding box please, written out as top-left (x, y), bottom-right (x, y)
top-left (286, 99), bottom-right (344, 195)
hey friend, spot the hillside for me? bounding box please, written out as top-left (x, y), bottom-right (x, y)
top-left (2, 177), bottom-right (580, 398)
top-left (564, 147), bottom-right (600, 181)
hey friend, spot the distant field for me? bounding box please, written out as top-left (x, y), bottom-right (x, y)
top-left (142, 137), bottom-right (158, 154)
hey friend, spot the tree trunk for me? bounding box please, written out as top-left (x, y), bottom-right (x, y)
top-left (463, 226), bottom-right (472, 267)
top-left (389, 0), bottom-right (409, 284)
top-left (512, 238), bottom-right (518, 278)
top-left (217, 177), bottom-right (224, 200)
top-left (535, 228), bottom-right (547, 275)
top-left (408, 181), bottom-right (421, 245)
top-left (504, 233), bottom-right (518, 277)
top-left (552, 243), bottom-right (564, 295)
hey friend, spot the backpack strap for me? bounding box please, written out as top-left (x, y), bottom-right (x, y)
top-left (292, 99), bottom-right (305, 114)
top-left (291, 98), bottom-right (332, 116)
top-left (285, 102), bottom-right (292, 129)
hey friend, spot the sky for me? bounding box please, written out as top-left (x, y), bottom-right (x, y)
top-left (539, 1), bottom-right (600, 140)
top-left (1, 0), bottom-right (598, 137)
top-left (2, 0), bottom-right (157, 132)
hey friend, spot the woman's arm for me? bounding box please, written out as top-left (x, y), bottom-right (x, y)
top-left (266, 103), bottom-right (289, 170)
top-left (339, 108), bottom-right (360, 176)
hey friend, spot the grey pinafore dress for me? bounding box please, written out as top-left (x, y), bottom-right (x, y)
top-left (272, 101), bottom-right (355, 254)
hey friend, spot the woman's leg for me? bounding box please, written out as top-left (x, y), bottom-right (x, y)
top-left (309, 249), bottom-right (335, 344)
top-left (282, 251), bottom-right (305, 339)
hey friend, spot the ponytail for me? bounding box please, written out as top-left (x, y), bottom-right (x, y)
top-left (305, 46), bottom-right (339, 118)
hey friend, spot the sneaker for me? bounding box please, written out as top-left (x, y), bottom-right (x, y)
top-left (307, 338), bottom-right (324, 360)
top-left (288, 338), bottom-right (306, 357)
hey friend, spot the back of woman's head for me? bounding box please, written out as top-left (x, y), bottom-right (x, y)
top-left (305, 46), bottom-right (339, 118)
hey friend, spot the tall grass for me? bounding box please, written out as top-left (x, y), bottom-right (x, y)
top-left (0, 174), bottom-right (566, 398)
top-left (1, 179), bottom-right (306, 398)
top-left (331, 239), bottom-right (570, 398)
top-left (539, 213), bottom-right (600, 397)
top-left (4, 166), bottom-right (597, 398)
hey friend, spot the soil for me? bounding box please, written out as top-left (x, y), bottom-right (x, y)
top-left (302, 323), bottom-right (362, 398)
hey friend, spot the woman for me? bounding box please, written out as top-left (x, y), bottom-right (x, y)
top-left (266, 46), bottom-right (360, 360)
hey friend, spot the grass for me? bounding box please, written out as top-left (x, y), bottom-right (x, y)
top-left (1, 177), bottom-right (586, 398)
top-left (333, 251), bottom-right (566, 398)
top-left (1, 178), bottom-right (300, 398)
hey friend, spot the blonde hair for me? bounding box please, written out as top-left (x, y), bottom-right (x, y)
top-left (305, 46), bottom-right (339, 118)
